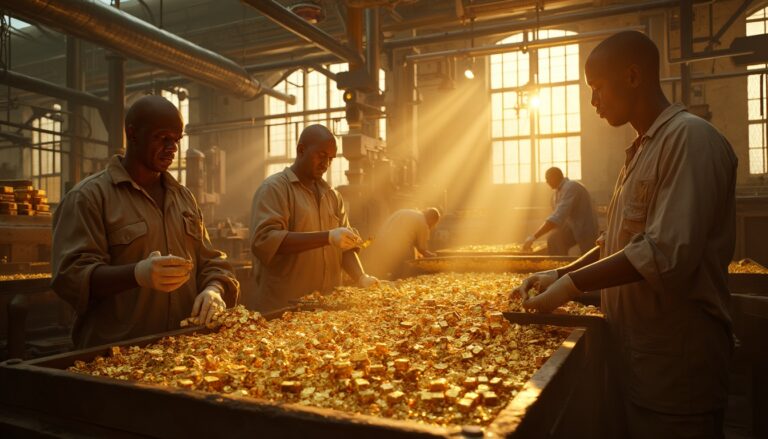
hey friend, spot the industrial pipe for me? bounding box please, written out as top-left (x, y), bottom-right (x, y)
top-left (405, 27), bottom-right (646, 63)
top-left (0, 0), bottom-right (295, 104)
top-left (0, 69), bottom-right (109, 111)
top-left (242, 0), bottom-right (363, 66)
top-left (384, 0), bottom-right (697, 50)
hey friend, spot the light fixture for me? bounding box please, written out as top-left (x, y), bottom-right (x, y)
top-left (529, 94), bottom-right (541, 109)
top-left (463, 58), bottom-right (475, 80)
top-left (289, 2), bottom-right (324, 24)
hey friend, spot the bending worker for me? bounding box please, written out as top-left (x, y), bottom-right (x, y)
top-left (249, 124), bottom-right (378, 312)
top-left (514, 31), bottom-right (736, 438)
top-left (363, 207), bottom-right (441, 280)
top-left (52, 95), bottom-right (239, 348)
top-left (522, 166), bottom-right (598, 255)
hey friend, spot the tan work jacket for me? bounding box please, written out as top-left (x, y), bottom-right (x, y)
top-left (52, 156), bottom-right (239, 348)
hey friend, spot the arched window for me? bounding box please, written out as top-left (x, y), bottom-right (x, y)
top-left (265, 65), bottom-right (386, 188)
top-left (490, 30), bottom-right (581, 184)
top-left (747, 6), bottom-right (768, 174)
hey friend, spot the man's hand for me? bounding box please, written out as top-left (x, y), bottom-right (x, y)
top-left (134, 250), bottom-right (193, 292)
top-left (522, 235), bottom-right (536, 251)
top-left (328, 227), bottom-right (362, 250)
top-left (510, 269), bottom-right (559, 300)
top-left (190, 285), bottom-right (226, 326)
top-left (523, 274), bottom-right (581, 313)
top-left (358, 273), bottom-right (379, 288)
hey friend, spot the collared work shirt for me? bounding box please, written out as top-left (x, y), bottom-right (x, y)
top-left (249, 168), bottom-right (350, 312)
top-left (364, 209), bottom-right (430, 278)
top-left (52, 155), bottom-right (239, 348)
top-left (547, 177), bottom-right (599, 250)
top-left (602, 104), bottom-right (737, 414)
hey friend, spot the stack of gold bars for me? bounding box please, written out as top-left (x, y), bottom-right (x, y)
top-left (70, 272), bottom-right (600, 427)
top-left (0, 181), bottom-right (50, 216)
top-left (0, 186), bottom-right (14, 215)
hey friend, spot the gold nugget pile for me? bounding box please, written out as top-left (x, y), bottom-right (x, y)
top-left (70, 272), bottom-right (597, 427)
top-left (411, 257), bottom-right (568, 274)
top-left (0, 272), bottom-right (51, 282)
top-left (440, 244), bottom-right (529, 253)
top-left (728, 259), bottom-right (768, 274)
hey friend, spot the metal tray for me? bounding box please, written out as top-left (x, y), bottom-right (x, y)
top-left (728, 272), bottom-right (768, 295)
top-left (0, 311), bottom-right (608, 438)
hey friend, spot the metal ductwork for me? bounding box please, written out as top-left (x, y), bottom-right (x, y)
top-left (0, 0), bottom-right (296, 104)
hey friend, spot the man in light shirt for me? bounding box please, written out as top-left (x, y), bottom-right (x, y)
top-left (249, 124), bottom-right (378, 312)
top-left (513, 31), bottom-right (736, 438)
top-left (522, 166), bottom-right (598, 255)
top-left (363, 207), bottom-right (441, 279)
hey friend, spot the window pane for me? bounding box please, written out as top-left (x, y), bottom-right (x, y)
top-left (746, 7), bottom-right (768, 174)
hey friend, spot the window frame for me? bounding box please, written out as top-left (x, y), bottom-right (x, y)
top-left (489, 30), bottom-right (582, 185)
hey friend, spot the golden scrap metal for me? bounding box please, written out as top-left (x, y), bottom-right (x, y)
top-left (70, 272), bottom-right (600, 427)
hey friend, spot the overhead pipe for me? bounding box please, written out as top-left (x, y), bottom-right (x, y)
top-left (384, 0), bottom-right (700, 50)
top-left (241, 0), bottom-right (363, 66)
top-left (405, 27), bottom-right (646, 63)
top-left (0, 69), bottom-right (109, 111)
top-left (347, 6), bottom-right (365, 70)
top-left (366, 8), bottom-right (380, 86)
top-left (0, 0), bottom-right (295, 104)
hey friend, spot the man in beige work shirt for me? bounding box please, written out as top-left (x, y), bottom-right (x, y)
top-left (52, 96), bottom-right (239, 348)
top-left (513, 32), bottom-right (735, 438)
top-left (364, 207), bottom-right (441, 279)
top-left (249, 124), bottom-right (378, 312)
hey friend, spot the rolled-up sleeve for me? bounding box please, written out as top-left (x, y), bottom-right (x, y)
top-left (547, 183), bottom-right (577, 226)
top-left (51, 190), bottom-right (108, 315)
top-left (194, 206), bottom-right (240, 307)
top-left (623, 124), bottom-right (735, 294)
top-left (250, 181), bottom-right (291, 265)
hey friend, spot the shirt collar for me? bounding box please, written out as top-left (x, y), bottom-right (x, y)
top-left (557, 177), bottom-right (569, 191)
top-left (643, 103), bottom-right (686, 140)
top-left (283, 166), bottom-right (331, 192)
top-left (106, 155), bottom-right (183, 191)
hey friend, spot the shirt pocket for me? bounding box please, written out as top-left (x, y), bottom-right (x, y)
top-left (182, 211), bottom-right (203, 242)
top-left (107, 221), bottom-right (148, 247)
top-left (622, 179), bottom-right (654, 235)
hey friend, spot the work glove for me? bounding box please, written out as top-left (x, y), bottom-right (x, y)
top-left (358, 273), bottom-right (380, 288)
top-left (523, 274), bottom-right (581, 313)
top-left (190, 284), bottom-right (226, 326)
top-left (328, 227), bottom-right (362, 251)
top-left (134, 250), bottom-right (193, 292)
top-left (522, 235), bottom-right (536, 251)
top-left (510, 269), bottom-right (559, 300)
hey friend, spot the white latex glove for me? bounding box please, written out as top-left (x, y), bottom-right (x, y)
top-left (134, 250), bottom-right (193, 292)
top-left (510, 269), bottom-right (559, 301)
top-left (358, 273), bottom-right (379, 288)
top-left (522, 235), bottom-right (536, 251)
top-left (328, 227), bottom-right (362, 251)
top-left (190, 285), bottom-right (226, 326)
top-left (523, 274), bottom-right (581, 313)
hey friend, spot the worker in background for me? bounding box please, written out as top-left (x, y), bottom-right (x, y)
top-left (363, 207), bottom-right (441, 280)
top-left (52, 95), bottom-right (239, 348)
top-left (522, 166), bottom-right (598, 256)
top-left (249, 124), bottom-right (378, 312)
top-left (513, 31), bottom-right (735, 439)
